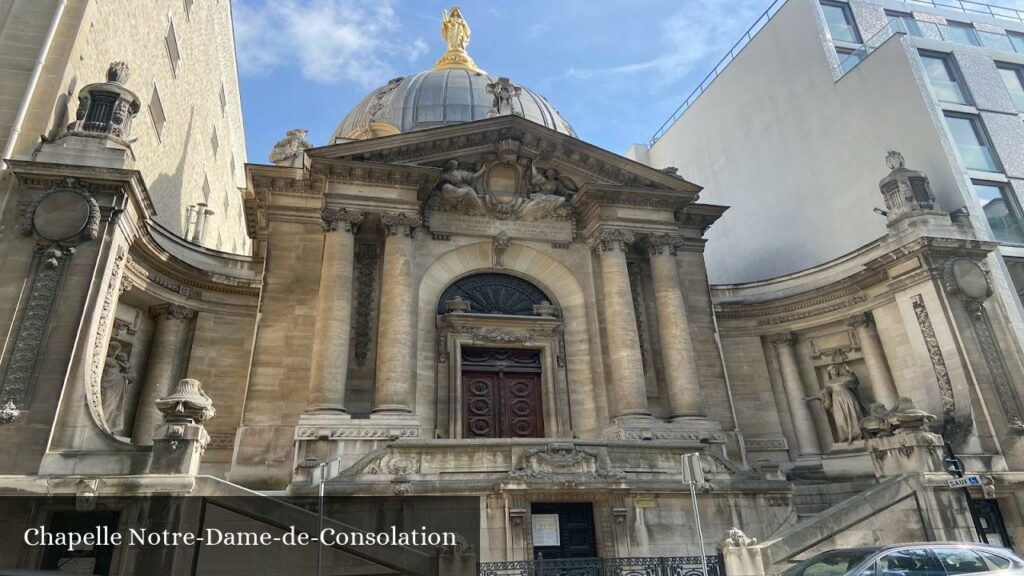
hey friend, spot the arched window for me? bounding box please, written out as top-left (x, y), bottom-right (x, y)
top-left (437, 273), bottom-right (550, 316)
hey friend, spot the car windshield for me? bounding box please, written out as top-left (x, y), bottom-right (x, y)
top-left (781, 549), bottom-right (880, 576)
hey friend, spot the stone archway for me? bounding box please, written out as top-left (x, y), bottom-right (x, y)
top-left (415, 241), bottom-right (599, 437)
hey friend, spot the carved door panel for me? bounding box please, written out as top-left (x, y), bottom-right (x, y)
top-left (462, 368), bottom-right (544, 439)
top-left (463, 372), bottom-right (500, 438)
top-left (502, 373), bottom-right (543, 438)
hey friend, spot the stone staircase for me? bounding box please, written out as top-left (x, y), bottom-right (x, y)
top-left (791, 479), bottom-right (878, 521)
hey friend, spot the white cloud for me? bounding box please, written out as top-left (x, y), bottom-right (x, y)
top-left (233, 0), bottom-right (427, 87)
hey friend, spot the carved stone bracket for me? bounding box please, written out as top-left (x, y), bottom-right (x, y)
top-left (492, 232), bottom-right (511, 267)
top-left (381, 212), bottom-right (422, 238)
top-left (321, 208), bottom-right (365, 234)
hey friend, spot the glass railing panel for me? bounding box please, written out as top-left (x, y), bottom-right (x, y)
top-left (940, 24), bottom-right (982, 46)
top-left (914, 20), bottom-right (947, 42)
top-left (978, 30), bottom-right (1015, 51)
top-left (839, 49), bottom-right (866, 73)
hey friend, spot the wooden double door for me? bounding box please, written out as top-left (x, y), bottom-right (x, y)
top-left (462, 347), bottom-right (544, 439)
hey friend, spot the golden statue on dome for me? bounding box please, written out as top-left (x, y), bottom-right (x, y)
top-left (433, 6), bottom-right (485, 73)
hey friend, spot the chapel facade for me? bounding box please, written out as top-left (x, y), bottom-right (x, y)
top-left (0, 6), bottom-right (1023, 576)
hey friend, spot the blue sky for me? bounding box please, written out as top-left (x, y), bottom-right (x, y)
top-left (231, 0), bottom-right (1024, 162)
top-left (232, 0), bottom-right (775, 161)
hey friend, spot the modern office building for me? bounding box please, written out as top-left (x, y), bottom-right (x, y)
top-left (634, 0), bottom-right (1024, 317)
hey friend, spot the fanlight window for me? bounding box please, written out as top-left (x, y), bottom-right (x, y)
top-left (438, 273), bottom-right (550, 316)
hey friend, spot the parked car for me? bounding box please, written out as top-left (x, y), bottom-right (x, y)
top-left (780, 543), bottom-right (1024, 576)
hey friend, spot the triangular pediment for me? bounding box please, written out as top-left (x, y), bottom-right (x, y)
top-left (306, 115), bottom-right (701, 196)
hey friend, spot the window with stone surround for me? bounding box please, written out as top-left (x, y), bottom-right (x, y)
top-left (165, 20), bottom-right (181, 77)
top-left (148, 84), bottom-right (166, 140)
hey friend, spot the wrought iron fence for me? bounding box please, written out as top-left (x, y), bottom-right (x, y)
top-left (479, 555), bottom-right (725, 576)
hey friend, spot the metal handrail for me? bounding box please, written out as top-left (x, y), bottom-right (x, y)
top-left (908, 0), bottom-right (1024, 24)
top-left (648, 0), bottom-right (786, 147)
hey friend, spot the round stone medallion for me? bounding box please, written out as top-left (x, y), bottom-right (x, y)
top-left (32, 189), bottom-right (92, 242)
top-left (946, 258), bottom-right (990, 301)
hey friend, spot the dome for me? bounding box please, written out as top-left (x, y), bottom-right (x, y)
top-left (331, 70), bottom-right (576, 141)
top-left (330, 7), bottom-right (574, 142)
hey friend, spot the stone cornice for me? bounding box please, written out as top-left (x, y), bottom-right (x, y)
top-left (574, 183), bottom-right (698, 214)
top-left (7, 160), bottom-right (155, 220)
top-left (307, 116), bottom-right (701, 193)
top-left (714, 236), bottom-right (996, 327)
top-left (678, 203), bottom-right (728, 236)
top-left (309, 157), bottom-right (439, 191)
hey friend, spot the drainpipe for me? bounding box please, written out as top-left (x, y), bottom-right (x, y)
top-left (0, 0), bottom-right (67, 230)
top-left (709, 286), bottom-right (748, 468)
top-left (1, 0), bottom-right (67, 170)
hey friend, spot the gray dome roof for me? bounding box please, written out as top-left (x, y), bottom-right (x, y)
top-left (331, 69), bottom-right (576, 142)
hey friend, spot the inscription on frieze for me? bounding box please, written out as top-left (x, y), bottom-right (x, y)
top-left (429, 212), bottom-right (574, 242)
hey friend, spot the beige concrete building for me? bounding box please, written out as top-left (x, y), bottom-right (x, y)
top-left (0, 0), bottom-right (249, 254)
top-left (0, 4), bottom-right (1022, 576)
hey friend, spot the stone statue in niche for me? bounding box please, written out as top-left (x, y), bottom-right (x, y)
top-left (439, 159), bottom-right (489, 215)
top-left (100, 341), bottom-right (133, 435)
top-left (808, 362), bottom-right (864, 443)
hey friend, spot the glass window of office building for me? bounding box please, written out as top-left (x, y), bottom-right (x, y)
top-left (945, 114), bottom-right (1001, 173)
top-left (820, 1), bottom-right (861, 43)
top-left (998, 65), bottom-right (1024, 112)
top-left (974, 181), bottom-right (1024, 244)
top-left (920, 52), bottom-right (971, 105)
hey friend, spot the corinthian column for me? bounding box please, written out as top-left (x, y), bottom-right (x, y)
top-left (847, 313), bottom-right (899, 409)
top-left (593, 229), bottom-right (651, 420)
top-left (647, 234), bottom-right (704, 419)
top-left (132, 304), bottom-right (195, 445)
top-left (373, 213), bottom-right (421, 415)
top-left (768, 333), bottom-right (821, 456)
top-left (306, 209), bottom-right (364, 414)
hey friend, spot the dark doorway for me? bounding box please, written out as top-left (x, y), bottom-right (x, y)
top-left (531, 502), bottom-right (598, 560)
top-left (974, 499), bottom-right (1013, 549)
top-left (40, 511), bottom-right (118, 574)
top-left (462, 347), bottom-right (544, 438)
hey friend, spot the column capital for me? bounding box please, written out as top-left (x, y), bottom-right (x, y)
top-left (381, 212), bottom-right (422, 238)
top-left (588, 228), bottom-right (636, 252)
top-left (645, 233), bottom-right (685, 257)
top-left (150, 303), bottom-right (195, 322)
top-left (846, 312), bottom-right (874, 329)
top-left (322, 208), bottom-right (365, 234)
top-left (767, 332), bottom-right (796, 346)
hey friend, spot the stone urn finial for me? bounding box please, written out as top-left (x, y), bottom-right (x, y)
top-left (106, 61), bottom-right (130, 84)
top-left (885, 149), bottom-right (905, 171)
top-left (155, 378), bottom-right (216, 424)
